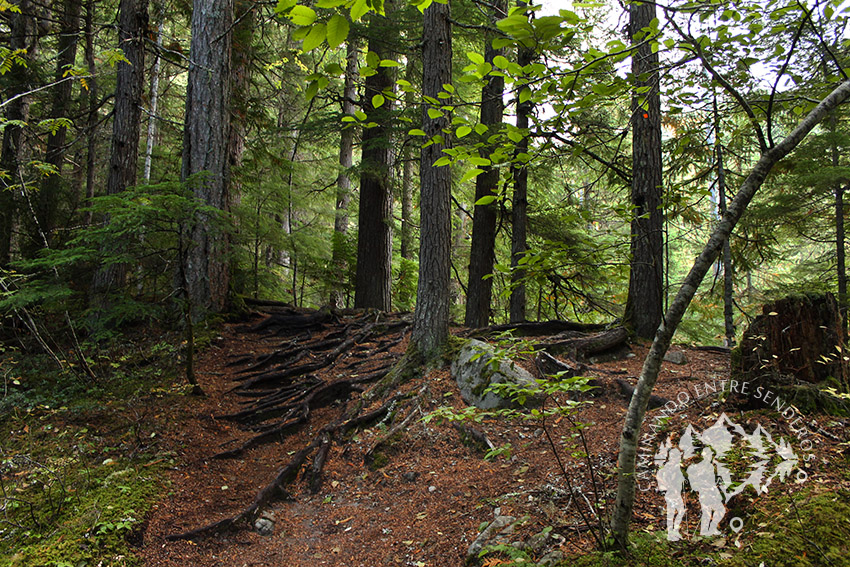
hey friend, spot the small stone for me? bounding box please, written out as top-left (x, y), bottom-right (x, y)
top-left (533, 428), bottom-right (544, 438)
top-left (493, 507), bottom-right (501, 517)
top-left (402, 471), bottom-right (419, 482)
top-left (538, 550), bottom-right (564, 566)
top-left (428, 485), bottom-right (437, 493)
top-left (664, 350), bottom-right (688, 365)
top-left (466, 516), bottom-right (515, 560)
top-left (254, 517), bottom-right (274, 537)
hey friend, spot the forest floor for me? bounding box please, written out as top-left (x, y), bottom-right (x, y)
top-left (3, 308), bottom-right (850, 567)
top-left (135, 309), bottom-right (850, 567)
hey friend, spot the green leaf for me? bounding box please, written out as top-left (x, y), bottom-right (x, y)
top-left (408, 128), bottom-right (427, 136)
top-left (305, 80), bottom-right (319, 100)
top-left (289, 5), bottom-right (317, 25)
top-left (366, 51), bottom-right (380, 69)
top-left (301, 23), bottom-right (326, 52)
top-left (469, 156), bottom-right (491, 167)
top-left (456, 125), bottom-right (472, 138)
top-left (355, 110), bottom-right (367, 121)
top-left (325, 62), bottom-right (345, 75)
top-left (379, 59), bottom-right (401, 67)
top-left (493, 55), bottom-right (510, 69)
top-left (518, 87), bottom-right (531, 104)
top-left (467, 52), bottom-right (485, 65)
top-left (427, 108), bottom-right (443, 120)
top-left (372, 94), bottom-right (385, 108)
top-left (275, 0), bottom-right (297, 13)
top-left (350, 0), bottom-right (369, 21)
top-left (434, 156), bottom-right (452, 166)
top-left (326, 15), bottom-right (350, 48)
top-left (475, 195), bottom-right (497, 206)
top-left (460, 168), bottom-right (485, 184)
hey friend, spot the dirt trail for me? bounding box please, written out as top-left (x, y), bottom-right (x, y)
top-left (139, 311), bottom-right (843, 566)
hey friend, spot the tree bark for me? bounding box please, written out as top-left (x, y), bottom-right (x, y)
top-left (182, 0), bottom-right (233, 317)
top-left (715, 96), bottom-right (735, 347)
top-left (623, 0), bottom-right (664, 339)
top-left (0, 0), bottom-right (39, 265)
top-left (90, 0), bottom-right (148, 301)
top-left (411, 0), bottom-right (452, 361)
top-left (143, 5), bottom-right (164, 183)
top-left (331, 40), bottom-right (358, 308)
top-left (36, 0), bottom-right (81, 247)
top-left (510, 17), bottom-right (533, 324)
top-left (465, 0), bottom-right (506, 328)
top-left (354, 5), bottom-right (396, 311)
top-left (830, 112), bottom-right (848, 335)
top-left (228, 0), bottom-right (254, 200)
top-left (611, 77), bottom-right (850, 548)
top-left (82, 0), bottom-right (98, 227)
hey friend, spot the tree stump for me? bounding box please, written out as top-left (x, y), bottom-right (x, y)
top-left (734, 293), bottom-right (850, 413)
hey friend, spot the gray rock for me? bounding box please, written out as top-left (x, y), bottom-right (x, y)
top-left (452, 340), bottom-right (540, 410)
top-left (538, 550), bottom-right (564, 566)
top-left (664, 350), bottom-right (688, 365)
top-left (254, 516), bottom-right (274, 536)
top-left (466, 515), bottom-right (515, 561)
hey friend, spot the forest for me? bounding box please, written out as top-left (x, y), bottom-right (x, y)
top-left (2, 0), bottom-right (850, 565)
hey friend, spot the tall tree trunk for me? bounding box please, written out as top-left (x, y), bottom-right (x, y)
top-left (35, 0), bottom-right (81, 247)
top-left (0, 0), bottom-right (39, 265)
top-left (509, 30), bottom-right (533, 324)
top-left (82, 0), bottom-right (98, 226)
top-left (182, 0), bottom-right (233, 317)
top-left (354, 5), bottom-right (396, 310)
top-left (831, 113), bottom-right (848, 335)
top-left (465, 0), bottom-right (506, 328)
top-left (623, 0), bottom-right (664, 339)
top-left (330, 40), bottom-right (358, 308)
top-left (228, 0), bottom-right (254, 203)
top-left (411, 0), bottom-right (452, 361)
top-left (90, 0), bottom-right (148, 301)
top-left (714, 96), bottom-right (735, 347)
top-left (143, 4), bottom-right (164, 183)
top-left (611, 77), bottom-right (850, 549)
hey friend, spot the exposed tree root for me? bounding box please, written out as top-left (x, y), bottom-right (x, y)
top-left (167, 309), bottom-right (422, 541)
top-left (465, 319), bottom-right (609, 337)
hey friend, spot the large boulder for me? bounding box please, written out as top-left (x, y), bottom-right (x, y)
top-left (452, 339), bottom-right (540, 410)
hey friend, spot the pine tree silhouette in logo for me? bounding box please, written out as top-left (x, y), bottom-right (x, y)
top-left (655, 413), bottom-right (799, 540)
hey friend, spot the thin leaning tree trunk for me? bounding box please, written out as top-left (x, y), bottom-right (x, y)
top-left (611, 77), bottom-right (850, 548)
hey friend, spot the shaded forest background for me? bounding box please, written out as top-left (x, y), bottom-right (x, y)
top-left (2, 0), bottom-right (848, 349)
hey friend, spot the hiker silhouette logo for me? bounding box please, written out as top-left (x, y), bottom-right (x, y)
top-left (654, 413), bottom-right (799, 541)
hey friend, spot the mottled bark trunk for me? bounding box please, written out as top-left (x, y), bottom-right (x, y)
top-left (330, 40), bottom-right (358, 308)
top-left (354, 6), bottom-right (396, 310)
top-left (143, 7), bottom-right (163, 183)
top-left (611, 78), bottom-right (850, 548)
top-left (623, 0), bottom-right (664, 339)
top-left (465, 0), bottom-right (506, 328)
top-left (36, 0), bottom-right (81, 246)
top-left (411, 0), bottom-right (452, 361)
top-left (0, 0), bottom-right (38, 265)
top-left (182, 0), bottom-right (233, 317)
top-left (715, 97), bottom-right (735, 347)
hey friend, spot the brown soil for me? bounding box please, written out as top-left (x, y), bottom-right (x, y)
top-left (138, 313), bottom-right (849, 567)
